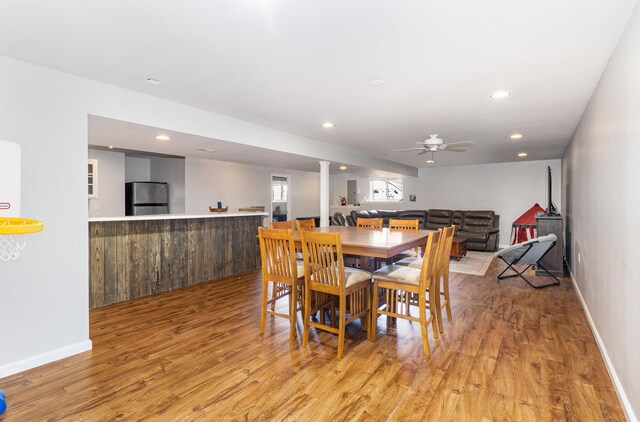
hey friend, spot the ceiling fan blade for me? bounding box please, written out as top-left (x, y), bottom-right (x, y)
top-left (442, 147), bottom-right (468, 152)
top-left (446, 141), bottom-right (475, 147)
top-left (417, 150), bottom-right (428, 156)
top-left (392, 147), bottom-right (425, 152)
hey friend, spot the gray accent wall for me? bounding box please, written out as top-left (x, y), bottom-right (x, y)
top-left (563, 3), bottom-right (640, 420)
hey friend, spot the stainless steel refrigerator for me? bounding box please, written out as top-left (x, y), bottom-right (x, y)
top-left (125, 182), bottom-right (169, 216)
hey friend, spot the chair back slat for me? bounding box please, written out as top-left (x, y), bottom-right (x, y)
top-left (440, 225), bottom-right (455, 271)
top-left (389, 219), bottom-right (419, 231)
top-left (270, 220), bottom-right (294, 230)
top-left (296, 218), bottom-right (316, 232)
top-left (418, 230), bottom-right (441, 291)
top-left (300, 231), bottom-right (344, 292)
top-left (357, 217), bottom-right (383, 228)
top-left (258, 228), bottom-right (298, 280)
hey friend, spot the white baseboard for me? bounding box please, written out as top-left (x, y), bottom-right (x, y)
top-left (568, 269), bottom-right (637, 422)
top-left (0, 339), bottom-right (92, 379)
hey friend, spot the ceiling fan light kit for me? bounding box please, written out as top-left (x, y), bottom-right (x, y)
top-left (392, 134), bottom-right (475, 163)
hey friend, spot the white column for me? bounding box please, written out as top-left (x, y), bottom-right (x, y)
top-left (319, 160), bottom-right (330, 227)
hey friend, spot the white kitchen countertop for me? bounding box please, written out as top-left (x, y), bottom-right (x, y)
top-left (89, 212), bottom-right (269, 222)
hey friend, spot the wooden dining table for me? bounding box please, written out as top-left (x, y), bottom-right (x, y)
top-left (292, 226), bottom-right (432, 259)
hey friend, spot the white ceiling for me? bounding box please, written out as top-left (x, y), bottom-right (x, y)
top-left (0, 1), bottom-right (636, 168)
top-left (88, 116), bottom-right (398, 176)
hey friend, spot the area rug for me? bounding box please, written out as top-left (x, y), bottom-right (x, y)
top-left (449, 251), bottom-right (495, 276)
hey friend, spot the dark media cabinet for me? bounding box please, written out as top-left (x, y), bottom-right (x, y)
top-left (535, 214), bottom-right (564, 277)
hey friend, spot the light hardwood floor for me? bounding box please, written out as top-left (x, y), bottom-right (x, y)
top-left (0, 260), bottom-right (625, 421)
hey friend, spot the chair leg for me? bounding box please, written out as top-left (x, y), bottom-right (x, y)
top-left (289, 287), bottom-right (296, 343)
top-left (521, 262), bottom-right (561, 289)
top-left (364, 285), bottom-right (373, 341)
top-left (418, 298), bottom-right (430, 355)
top-left (302, 286), bottom-right (311, 348)
top-left (270, 282), bottom-right (277, 311)
top-left (443, 270), bottom-right (452, 321)
top-left (429, 289), bottom-right (439, 339)
top-left (337, 298), bottom-right (346, 359)
top-left (260, 280), bottom-right (269, 334)
top-left (371, 283), bottom-right (379, 342)
top-left (434, 285), bottom-right (444, 334)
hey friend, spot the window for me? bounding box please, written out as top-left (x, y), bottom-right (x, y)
top-left (88, 159), bottom-right (99, 199)
top-left (272, 176), bottom-right (288, 202)
top-left (369, 178), bottom-right (403, 201)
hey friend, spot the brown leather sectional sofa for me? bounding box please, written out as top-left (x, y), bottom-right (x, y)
top-left (338, 209), bottom-right (500, 252)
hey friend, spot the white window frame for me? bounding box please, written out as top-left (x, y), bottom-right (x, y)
top-left (88, 159), bottom-right (99, 199)
top-left (270, 174), bottom-right (291, 223)
top-left (368, 177), bottom-right (403, 202)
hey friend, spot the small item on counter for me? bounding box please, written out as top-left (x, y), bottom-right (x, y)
top-left (238, 206), bottom-right (266, 212)
top-left (217, 201), bottom-right (222, 209)
top-left (209, 206), bottom-right (229, 213)
top-left (339, 196), bottom-right (346, 206)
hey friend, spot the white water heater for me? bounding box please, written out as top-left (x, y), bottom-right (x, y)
top-left (0, 140), bottom-right (21, 217)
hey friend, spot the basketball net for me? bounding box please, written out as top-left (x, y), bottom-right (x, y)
top-left (0, 234), bottom-right (26, 261)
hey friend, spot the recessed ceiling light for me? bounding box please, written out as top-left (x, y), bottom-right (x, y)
top-left (518, 152), bottom-right (528, 157)
top-left (322, 122), bottom-right (335, 128)
top-left (339, 165), bottom-right (347, 170)
top-left (510, 133), bottom-right (523, 140)
top-left (491, 90), bottom-right (511, 99)
top-left (368, 79), bottom-right (384, 87)
top-left (108, 145), bottom-right (114, 149)
top-left (146, 78), bottom-right (162, 85)
top-left (155, 134), bottom-right (170, 141)
top-left (196, 147), bottom-right (219, 153)
top-left (426, 160), bottom-right (434, 164)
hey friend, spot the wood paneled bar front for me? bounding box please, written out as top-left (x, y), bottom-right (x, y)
top-left (88, 213), bottom-right (268, 308)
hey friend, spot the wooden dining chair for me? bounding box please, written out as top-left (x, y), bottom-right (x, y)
top-left (300, 230), bottom-right (372, 359)
top-left (371, 230), bottom-right (441, 355)
top-left (258, 227), bottom-right (304, 343)
top-left (395, 225), bottom-right (455, 333)
top-left (388, 218), bottom-right (420, 258)
top-left (296, 218), bottom-right (316, 232)
top-left (270, 220), bottom-right (294, 230)
top-left (356, 217), bottom-right (383, 228)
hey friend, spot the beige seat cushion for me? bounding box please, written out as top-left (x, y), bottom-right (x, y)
top-left (309, 266), bottom-right (371, 287)
top-left (344, 267), bottom-right (372, 287)
top-left (395, 257), bottom-right (422, 269)
top-left (373, 264), bottom-right (421, 286)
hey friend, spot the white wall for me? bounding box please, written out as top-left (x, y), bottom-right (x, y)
top-left (150, 156), bottom-right (186, 214)
top-left (125, 156), bottom-right (150, 182)
top-left (0, 54), bottom-right (364, 377)
top-left (88, 148), bottom-right (125, 218)
top-left (331, 159), bottom-right (561, 243)
top-left (562, 3), bottom-right (640, 420)
top-left (185, 158), bottom-right (320, 223)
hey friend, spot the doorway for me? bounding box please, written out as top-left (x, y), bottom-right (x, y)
top-left (271, 174), bottom-right (291, 223)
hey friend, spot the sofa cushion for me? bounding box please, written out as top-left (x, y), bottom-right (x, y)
top-left (452, 211), bottom-right (464, 228)
top-left (378, 210), bottom-right (400, 226)
top-left (426, 209), bottom-right (452, 230)
top-left (456, 230), bottom-right (490, 242)
top-left (332, 212), bottom-right (348, 226)
top-left (351, 210), bottom-right (380, 222)
top-left (397, 210), bottom-right (428, 228)
top-left (462, 211), bottom-right (496, 232)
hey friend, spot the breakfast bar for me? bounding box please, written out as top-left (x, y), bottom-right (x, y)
top-left (88, 213), bottom-right (268, 308)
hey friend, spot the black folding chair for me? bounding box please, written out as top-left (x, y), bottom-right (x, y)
top-left (496, 234), bottom-right (560, 289)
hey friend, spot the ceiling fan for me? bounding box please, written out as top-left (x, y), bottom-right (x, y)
top-left (392, 134), bottom-right (475, 156)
